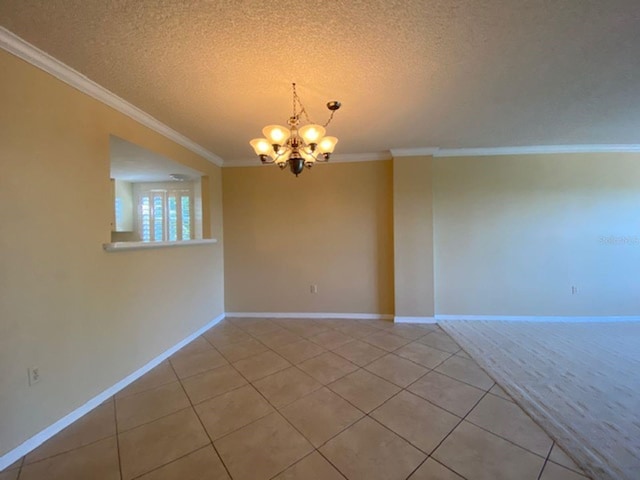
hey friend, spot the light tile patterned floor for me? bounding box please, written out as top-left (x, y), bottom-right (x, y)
top-left (1, 318), bottom-right (592, 480)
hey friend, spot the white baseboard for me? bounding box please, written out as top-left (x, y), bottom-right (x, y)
top-left (436, 314), bottom-right (640, 322)
top-left (394, 316), bottom-right (437, 324)
top-left (225, 312), bottom-right (394, 320)
top-left (0, 313), bottom-right (225, 470)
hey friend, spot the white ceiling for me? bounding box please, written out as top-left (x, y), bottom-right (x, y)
top-left (110, 136), bottom-right (203, 182)
top-left (2, 1), bottom-right (640, 165)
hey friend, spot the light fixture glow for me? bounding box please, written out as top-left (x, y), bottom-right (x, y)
top-left (299, 124), bottom-right (326, 145)
top-left (262, 125), bottom-right (291, 145)
top-left (250, 138), bottom-right (272, 155)
top-left (318, 136), bottom-right (338, 154)
top-left (249, 83), bottom-right (341, 177)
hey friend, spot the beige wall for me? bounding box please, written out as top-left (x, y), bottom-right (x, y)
top-left (433, 153), bottom-right (640, 316)
top-left (223, 161), bottom-right (394, 314)
top-left (393, 156), bottom-right (435, 317)
top-left (0, 50), bottom-right (224, 456)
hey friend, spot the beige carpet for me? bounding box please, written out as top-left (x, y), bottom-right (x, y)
top-left (440, 320), bottom-right (640, 480)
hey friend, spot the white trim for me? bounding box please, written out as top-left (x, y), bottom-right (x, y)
top-left (394, 316), bottom-right (437, 324)
top-left (435, 314), bottom-right (640, 323)
top-left (434, 145), bottom-right (640, 157)
top-left (0, 27), bottom-right (223, 167)
top-left (390, 148), bottom-right (439, 157)
top-left (0, 313), bottom-right (225, 470)
top-left (103, 238), bottom-right (218, 252)
top-left (225, 312), bottom-right (394, 320)
top-left (391, 145), bottom-right (640, 158)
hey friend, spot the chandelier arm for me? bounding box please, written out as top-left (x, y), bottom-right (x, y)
top-left (299, 145), bottom-right (329, 163)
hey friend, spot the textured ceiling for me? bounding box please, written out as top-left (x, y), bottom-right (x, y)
top-left (2, 1), bottom-right (640, 164)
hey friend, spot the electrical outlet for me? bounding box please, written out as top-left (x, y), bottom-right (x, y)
top-left (310, 284), bottom-right (318, 294)
top-left (28, 367), bottom-right (41, 386)
top-left (571, 286), bottom-right (578, 295)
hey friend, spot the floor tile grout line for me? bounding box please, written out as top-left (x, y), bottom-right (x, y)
top-left (426, 457), bottom-right (471, 480)
top-left (335, 335), bottom-right (457, 378)
top-left (185, 358), bottom-right (272, 436)
top-left (462, 417), bottom-right (552, 460)
top-left (545, 454), bottom-right (588, 476)
top-left (117, 413), bottom-right (206, 479)
top-left (217, 352), bottom-right (327, 480)
top-left (274, 346), bottom-right (329, 367)
top-left (270, 342), bottom-right (329, 365)
top-left (115, 370), bottom-right (178, 400)
top-left (113, 396), bottom-right (124, 480)
top-left (168, 353), bottom-right (233, 383)
top-left (17, 431), bottom-right (117, 469)
top-left (413, 335), bottom-right (566, 461)
top-left (188, 378), bottom-right (250, 407)
top-left (15, 457), bottom-right (23, 480)
top-left (402, 345), bottom-right (556, 461)
top-left (365, 392), bottom-right (438, 456)
top-left (313, 450), bottom-right (350, 480)
top-left (168, 360), bottom-right (235, 480)
top-left (328, 346), bottom-right (388, 368)
top-left (355, 363), bottom-right (423, 391)
top-left (336, 377), bottom-right (464, 461)
top-left (537, 441), bottom-right (556, 480)
top-left (224, 334), bottom-right (418, 480)
top-left (407, 389), bottom-right (493, 480)
top-left (405, 359), bottom-right (497, 393)
top-left (127, 445), bottom-right (214, 480)
top-left (263, 450), bottom-right (320, 480)
top-left (357, 336), bottom-right (412, 353)
top-left (114, 377), bottom-right (184, 403)
top-left (275, 379), bottom-right (367, 451)
top-left (115, 396), bottom-right (198, 434)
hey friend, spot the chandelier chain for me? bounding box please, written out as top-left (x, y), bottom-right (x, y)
top-left (291, 83), bottom-right (335, 128)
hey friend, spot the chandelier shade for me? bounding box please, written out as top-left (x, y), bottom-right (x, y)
top-left (249, 83), bottom-right (341, 176)
top-left (298, 124), bottom-right (326, 145)
top-left (262, 125), bottom-right (291, 145)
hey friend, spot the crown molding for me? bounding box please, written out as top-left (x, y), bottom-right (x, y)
top-left (391, 145), bottom-right (640, 158)
top-left (390, 147), bottom-right (440, 157)
top-left (434, 144), bottom-right (640, 157)
top-left (0, 27), bottom-right (224, 166)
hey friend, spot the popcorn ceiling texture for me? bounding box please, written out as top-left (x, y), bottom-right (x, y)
top-left (2, 1), bottom-right (640, 162)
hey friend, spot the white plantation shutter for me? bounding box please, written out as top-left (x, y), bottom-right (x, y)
top-left (137, 186), bottom-right (193, 242)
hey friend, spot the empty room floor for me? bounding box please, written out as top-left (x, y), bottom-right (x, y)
top-left (1, 317), bottom-right (591, 480)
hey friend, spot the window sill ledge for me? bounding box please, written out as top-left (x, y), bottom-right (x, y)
top-left (103, 239), bottom-right (218, 252)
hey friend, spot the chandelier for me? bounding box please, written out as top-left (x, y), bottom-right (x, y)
top-left (250, 83), bottom-right (341, 176)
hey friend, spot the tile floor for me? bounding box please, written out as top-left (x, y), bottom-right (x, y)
top-left (1, 318), bottom-right (592, 480)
